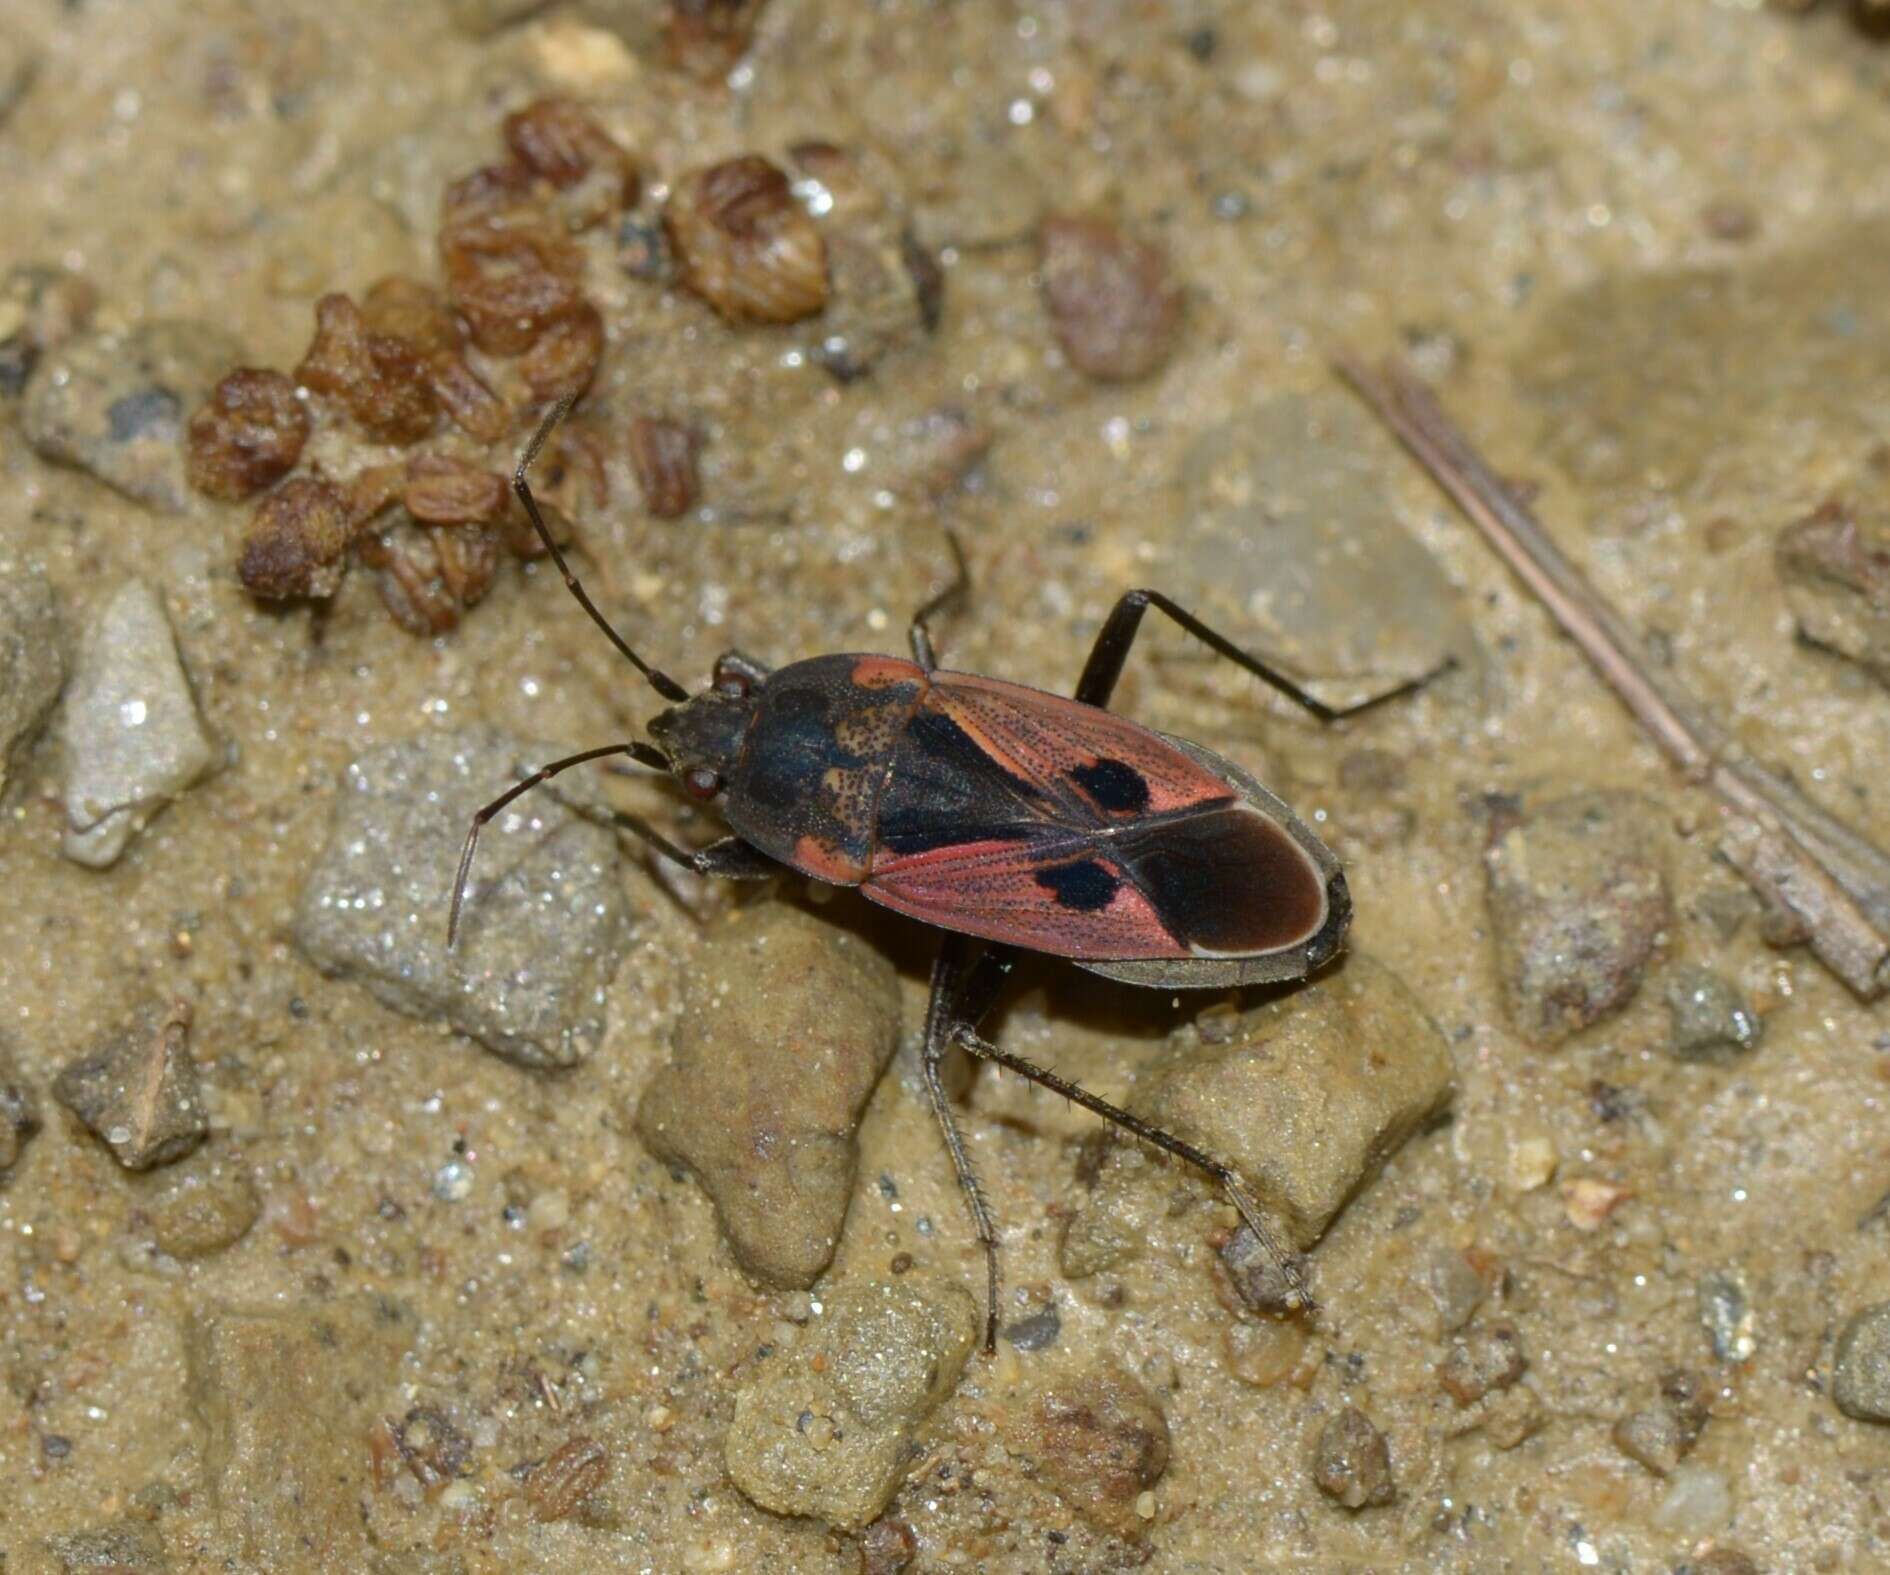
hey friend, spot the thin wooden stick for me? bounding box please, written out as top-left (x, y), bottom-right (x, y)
top-left (1336, 351), bottom-right (1890, 1000)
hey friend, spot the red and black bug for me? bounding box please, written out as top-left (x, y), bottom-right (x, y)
top-left (451, 397), bottom-right (1437, 1346)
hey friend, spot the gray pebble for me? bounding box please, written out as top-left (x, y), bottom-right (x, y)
top-left (1167, 391), bottom-right (1475, 713)
top-left (145, 1159), bottom-right (261, 1260)
top-left (1425, 1247), bottom-right (1488, 1335)
top-left (1063, 952), bottom-right (1452, 1278)
top-left (1484, 791), bottom-right (1672, 1044)
top-left (22, 320), bottom-right (240, 513)
top-left (1311, 1406), bottom-right (1395, 1510)
top-left (58, 579), bottom-right (214, 868)
top-left (33, 1519), bottom-right (170, 1572)
top-left (293, 727), bottom-right (631, 1070)
top-left (1664, 965), bottom-right (1762, 1060)
top-left (0, 565), bottom-right (64, 798)
top-left (1834, 1302), bottom-right (1890, 1421)
top-left (1698, 1269), bottom-right (1757, 1363)
top-left (53, 1000), bottom-right (207, 1171)
top-left (636, 905), bottom-right (901, 1287)
top-left (725, 1277), bottom-right (978, 1530)
top-left (0, 1033), bottom-right (42, 1179)
top-left (1000, 1302), bottom-right (1062, 1352)
top-left (1612, 1370), bottom-right (1707, 1475)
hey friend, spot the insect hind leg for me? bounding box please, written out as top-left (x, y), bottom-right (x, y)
top-left (948, 1022), bottom-right (1317, 1317)
top-left (907, 531), bottom-right (971, 673)
top-left (1074, 587), bottom-right (1451, 718)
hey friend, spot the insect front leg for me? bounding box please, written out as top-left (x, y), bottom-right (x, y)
top-left (906, 531), bottom-right (971, 673)
top-left (1074, 588), bottom-right (1451, 719)
top-left (948, 1023), bottom-right (1317, 1317)
top-left (919, 934), bottom-right (1016, 1352)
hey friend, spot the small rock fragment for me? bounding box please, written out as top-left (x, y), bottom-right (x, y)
top-left (0, 1034), bottom-right (41, 1180)
top-left (186, 1298), bottom-right (414, 1566)
top-left (1652, 1464), bottom-right (1735, 1537)
top-left (0, 565), bottom-right (64, 797)
top-left (1484, 791), bottom-right (1672, 1043)
top-left (145, 1157), bottom-right (261, 1259)
top-left (1664, 965), bottom-right (1763, 1060)
top-left (392, 1405), bottom-right (473, 1489)
top-left (23, 320), bottom-right (241, 512)
top-left (666, 155), bottom-right (828, 325)
top-left (294, 728), bottom-right (631, 1069)
top-left (1438, 1322), bottom-right (1527, 1406)
top-left (32, 1519), bottom-right (170, 1572)
top-left (1698, 1270), bottom-right (1757, 1363)
top-left (1776, 501), bottom-right (1890, 689)
top-left (0, 264), bottom-right (97, 399)
top-left (1311, 1407), bottom-right (1395, 1509)
top-left (1834, 1302), bottom-right (1890, 1421)
top-left (58, 580), bottom-right (215, 867)
top-left (636, 905), bottom-right (901, 1287)
top-left (1062, 953), bottom-right (1452, 1278)
top-left (725, 1277), bottom-right (979, 1530)
top-left (1612, 1370), bottom-right (1708, 1476)
top-left (1425, 1247), bottom-right (1488, 1334)
top-left (1011, 1366), bottom-right (1170, 1537)
top-left (1563, 1175), bottom-right (1631, 1232)
top-left (1480, 1385), bottom-right (1545, 1450)
top-left (1689, 1550), bottom-right (1760, 1575)
top-left (1039, 214), bottom-right (1182, 382)
top-left (1001, 1303), bottom-right (1062, 1351)
top-left (858, 1517), bottom-right (918, 1575)
top-left (53, 1000), bottom-right (206, 1171)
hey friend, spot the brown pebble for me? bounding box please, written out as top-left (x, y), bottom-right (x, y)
top-left (238, 477), bottom-right (354, 600)
top-left (53, 999), bottom-right (207, 1171)
top-left (1016, 1367), bottom-right (1170, 1536)
top-left (1039, 214), bottom-right (1182, 383)
top-left (526, 1435), bottom-right (610, 1521)
top-left (666, 155), bottom-right (829, 325)
top-left (858, 1515), bottom-right (917, 1575)
top-left (1439, 1322), bottom-right (1528, 1406)
top-left (1312, 1406), bottom-right (1395, 1509)
top-left (627, 415), bottom-right (701, 518)
top-left (147, 1159), bottom-right (262, 1259)
top-left (1701, 198), bottom-right (1759, 242)
top-left (1690, 1551), bottom-right (1759, 1575)
top-left (295, 293), bottom-right (438, 445)
top-left (185, 369), bottom-right (310, 500)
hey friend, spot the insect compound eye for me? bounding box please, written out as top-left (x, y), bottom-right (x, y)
top-left (683, 766), bottom-right (723, 800)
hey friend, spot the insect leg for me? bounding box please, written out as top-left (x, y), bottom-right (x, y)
top-left (907, 531), bottom-right (971, 672)
top-left (920, 933), bottom-right (1017, 1351)
top-left (949, 1024), bottom-right (1317, 1316)
top-left (515, 396), bottom-right (690, 704)
top-left (1074, 588), bottom-right (1449, 720)
top-left (608, 813), bottom-right (778, 880)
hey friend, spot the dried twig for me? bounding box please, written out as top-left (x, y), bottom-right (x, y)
top-left (1336, 351), bottom-right (1890, 999)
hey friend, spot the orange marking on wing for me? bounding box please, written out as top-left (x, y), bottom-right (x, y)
top-left (792, 833), bottom-right (868, 885)
top-left (850, 655), bottom-right (927, 691)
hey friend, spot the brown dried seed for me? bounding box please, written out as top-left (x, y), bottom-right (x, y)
top-left (441, 161), bottom-right (538, 229)
top-left (501, 426), bottom-right (596, 558)
top-left (238, 476), bottom-right (353, 600)
top-left (519, 300), bottom-right (605, 402)
top-left (359, 516), bottom-right (501, 635)
top-left (1039, 214), bottom-right (1183, 383)
top-left (425, 353), bottom-right (511, 442)
top-left (504, 98), bottom-right (638, 210)
top-left (441, 220), bottom-right (588, 355)
top-left (295, 293), bottom-right (438, 445)
top-left (185, 369), bottom-right (310, 500)
top-left (665, 0), bottom-right (767, 77)
top-left (402, 454), bottom-right (511, 524)
top-left (360, 276), bottom-right (465, 357)
top-left (343, 463), bottom-right (407, 529)
top-left (627, 416), bottom-right (700, 518)
top-left (525, 1436), bottom-right (610, 1522)
top-left (665, 155), bottom-right (828, 325)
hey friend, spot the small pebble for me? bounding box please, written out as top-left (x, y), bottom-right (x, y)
top-left (23, 320), bottom-right (240, 512)
top-left (1612, 1370), bottom-right (1707, 1476)
top-left (1833, 1301), bottom-right (1890, 1421)
top-left (1439, 1323), bottom-right (1528, 1405)
top-left (1652, 1464), bottom-right (1734, 1536)
top-left (1000, 1303), bottom-right (1062, 1352)
top-left (1311, 1407), bottom-right (1395, 1510)
top-left (1426, 1247), bottom-right (1488, 1334)
top-left (1563, 1176), bottom-right (1631, 1231)
top-left (433, 1159), bottom-right (475, 1202)
top-left (858, 1517), bottom-right (917, 1575)
top-left (53, 999), bottom-right (207, 1171)
top-left (1012, 1366), bottom-right (1171, 1537)
top-left (35, 1519), bottom-right (169, 1572)
top-left (58, 579), bottom-right (215, 868)
top-left (1664, 965), bottom-right (1763, 1060)
top-left (147, 1159), bottom-right (262, 1259)
top-left (1698, 1270), bottom-right (1757, 1363)
top-left (1038, 214), bottom-right (1182, 382)
top-left (0, 565), bottom-right (63, 798)
top-left (1507, 1133), bottom-right (1558, 1192)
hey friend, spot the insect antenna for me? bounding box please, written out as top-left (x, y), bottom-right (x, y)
top-left (515, 395), bottom-right (690, 704)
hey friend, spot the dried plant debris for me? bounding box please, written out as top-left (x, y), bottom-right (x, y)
top-left (626, 414), bottom-right (700, 517)
top-left (666, 155), bottom-right (829, 324)
top-left (1776, 500), bottom-right (1890, 689)
top-left (184, 369), bottom-right (310, 500)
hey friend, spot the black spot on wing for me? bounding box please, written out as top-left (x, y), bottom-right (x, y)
top-left (1069, 756), bottom-right (1151, 814)
top-left (1115, 804), bottom-right (1324, 953)
top-left (1033, 858), bottom-right (1122, 913)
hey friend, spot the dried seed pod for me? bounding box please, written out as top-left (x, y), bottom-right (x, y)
top-left (440, 220), bottom-right (588, 356)
top-left (359, 515), bottom-right (501, 635)
top-left (627, 416), bottom-right (700, 518)
top-left (665, 155), bottom-right (828, 325)
top-left (665, 0), bottom-right (767, 77)
top-left (519, 300), bottom-right (605, 402)
top-left (238, 477), bottom-right (353, 599)
top-left (343, 463), bottom-right (407, 529)
top-left (503, 98), bottom-right (638, 225)
top-left (185, 369), bottom-right (311, 500)
top-left (402, 454), bottom-right (511, 524)
top-left (441, 161), bottom-right (538, 229)
top-left (295, 293), bottom-right (438, 445)
top-left (359, 276), bottom-right (510, 441)
top-left (1039, 214), bottom-right (1183, 383)
top-left (524, 1436), bottom-right (610, 1522)
top-left (425, 352), bottom-right (511, 442)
